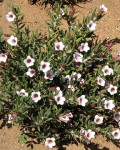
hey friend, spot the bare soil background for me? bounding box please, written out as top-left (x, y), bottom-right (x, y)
top-left (0, 0), bottom-right (120, 149)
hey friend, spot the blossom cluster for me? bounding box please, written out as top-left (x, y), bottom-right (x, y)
top-left (1, 4), bottom-right (120, 149)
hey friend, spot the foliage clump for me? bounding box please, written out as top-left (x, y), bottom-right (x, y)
top-left (0, 3), bottom-right (120, 148)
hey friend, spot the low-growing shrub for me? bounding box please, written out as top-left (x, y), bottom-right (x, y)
top-left (0, 3), bottom-right (120, 148)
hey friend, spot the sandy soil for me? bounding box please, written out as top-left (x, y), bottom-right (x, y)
top-left (0, 124), bottom-right (120, 150)
top-left (0, 0), bottom-right (120, 149)
top-left (0, 0), bottom-right (120, 48)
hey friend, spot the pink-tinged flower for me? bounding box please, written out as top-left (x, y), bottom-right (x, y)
top-left (54, 94), bottom-right (66, 105)
top-left (73, 52), bottom-right (83, 63)
top-left (24, 56), bottom-right (35, 68)
top-left (72, 72), bottom-right (81, 81)
top-left (114, 112), bottom-right (120, 122)
top-left (68, 85), bottom-right (75, 92)
top-left (104, 100), bottom-right (115, 110)
top-left (40, 61), bottom-right (50, 73)
top-left (102, 65), bottom-right (113, 76)
top-left (59, 112), bottom-right (73, 123)
top-left (60, 8), bottom-right (65, 16)
top-left (44, 70), bottom-right (55, 80)
top-left (7, 35), bottom-right (17, 46)
top-left (96, 77), bottom-right (105, 86)
top-left (112, 129), bottom-right (120, 140)
top-left (7, 114), bottom-right (17, 124)
top-left (31, 92), bottom-right (41, 103)
top-left (5, 12), bottom-right (16, 22)
top-left (77, 95), bottom-right (88, 106)
top-left (45, 137), bottom-right (56, 148)
top-left (84, 129), bottom-right (95, 140)
top-left (78, 42), bottom-right (90, 52)
top-left (87, 20), bottom-right (96, 31)
top-left (80, 78), bottom-right (85, 85)
top-left (0, 53), bottom-right (7, 62)
top-left (100, 4), bottom-right (108, 13)
top-left (16, 89), bottom-right (28, 97)
top-left (65, 112), bottom-right (73, 118)
top-left (94, 115), bottom-right (103, 125)
top-left (107, 84), bottom-right (117, 95)
top-left (113, 50), bottom-right (120, 60)
top-left (26, 68), bottom-right (36, 77)
top-left (55, 42), bottom-right (65, 51)
top-left (59, 115), bottom-right (70, 123)
top-left (106, 42), bottom-right (114, 52)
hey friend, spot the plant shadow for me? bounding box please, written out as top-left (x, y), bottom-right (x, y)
top-left (32, 0), bottom-right (92, 7)
top-left (0, 120), bottom-right (6, 129)
top-left (25, 138), bottom-right (120, 150)
top-left (102, 38), bottom-right (120, 45)
top-left (56, 140), bottom-right (110, 150)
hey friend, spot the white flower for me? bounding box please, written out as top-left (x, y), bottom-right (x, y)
top-left (80, 128), bottom-right (85, 134)
top-left (107, 84), bottom-right (117, 95)
top-left (55, 42), bottom-right (65, 51)
top-left (26, 68), bottom-right (36, 77)
top-left (40, 61), bottom-right (50, 73)
top-left (7, 114), bottom-right (13, 124)
top-left (96, 77), bottom-right (105, 86)
top-left (77, 95), bottom-right (88, 106)
top-left (44, 70), bottom-right (55, 80)
top-left (0, 53), bottom-right (7, 62)
top-left (68, 85), bottom-right (75, 92)
top-left (55, 87), bottom-right (63, 95)
top-left (45, 137), bottom-right (56, 148)
top-left (51, 87), bottom-right (63, 96)
top-left (73, 52), bottom-right (83, 63)
top-left (112, 129), bottom-right (120, 140)
top-left (78, 42), bottom-right (90, 52)
top-left (59, 115), bottom-right (70, 123)
top-left (104, 100), bottom-right (115, 110)
top-left (59, 113), bottom-right (73, 123)
top-left (72, 72), bottom-right (81, 81)
top-left (24, 56), bottom-right (35, 68)
top-left (94, 115), bottom-right (103, 124)
top-left (114, 112), bottom-right (120, 122)
top-left (5, 12), bottom-right (16, 22)
top-left (56, 87), bottom-right (63, 95)
top-left (54, 94), bottom-right (66, 105)
top-left (65, 112), bottom-right (73, 118)
top-left (102, 65), bottom-right (113, 76)
top-left (31, 92), bottom-right (41, 103)
top-left (100, 4), bottom-right (108, 13)
top-left (64, 75), bottom-right (71, 82)
top-left (16, 89), bottom-right (28, 97)
top-left (85, 129), bottom-right (95, 140)
top-left (87, 20), bottom-right (96, 31)
top-left (60, 8), bottom-right (65, 16)
top-left (80, 78), bottom-right (85, 85)
top-left (7, 35), bottom-right (17, 46)
top-left (118, 122), bottom-right (120, 128)
top-left (7, 114), bottom-right (17, 124)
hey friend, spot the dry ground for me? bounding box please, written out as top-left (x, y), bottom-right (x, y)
top-left (0, 0), bottom-right (120, 150)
